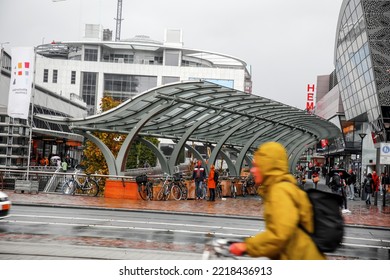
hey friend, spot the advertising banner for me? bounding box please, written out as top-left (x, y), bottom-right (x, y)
top-left (7, 47), bottom-right (35, 119)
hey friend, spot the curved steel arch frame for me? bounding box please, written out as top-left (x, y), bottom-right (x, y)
top-left (77, 130), bottom-right (119, 176)
top-left (288, 136), bottom-right (317, 171)
top-left (234, 123), bottom-right (275, 174)
top-left (138, 137), bottom-right (171, 174)
top-left (207, 119), bottom-right (252, 175)
top-left (35, 81), bottom-right (341, 177)
top-left (116, 103), bottom-right (172, 174)
top-left (168, 110), bottom-right (220, 174)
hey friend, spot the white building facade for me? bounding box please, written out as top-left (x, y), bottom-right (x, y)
top-left (35, 28), bottom-right (252, 115)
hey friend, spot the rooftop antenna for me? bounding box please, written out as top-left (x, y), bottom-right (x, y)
top-left (114, 0), bottom-right (123, 41)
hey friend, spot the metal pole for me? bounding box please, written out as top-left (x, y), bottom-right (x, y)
top-left (26, 47), bottom-right (37, 180)
top-left (360, 138), bottom-right (364, 200)
top-left (0, 42), bottom-right (10, 97)
top-left (359, 132), bottom-right (367, 200)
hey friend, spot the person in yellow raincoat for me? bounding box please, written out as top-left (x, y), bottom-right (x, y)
top-left (229, 142), bottom-right (325, 260)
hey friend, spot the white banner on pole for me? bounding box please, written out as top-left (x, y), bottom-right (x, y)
top-left (7, 47), bottom-right (35, 119)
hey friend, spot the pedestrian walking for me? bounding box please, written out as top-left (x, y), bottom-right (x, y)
top-left (347, 169), bottom-right (356, 200)
top-left (329, 171), bottom-right (350, 213)
top-left (192, 160), bottom-right (206, 200)
top-left (372, 171), bottom-right (380, 194)
top-left (208, 165), bottom-right (216, 201)
top-left (312, 171), bottom-right (319, 189)
top-left (364, 173), bottom-right (374, 205)
top-left (61, 158), bottom-right (68, 172)
top-left (383, 172), bottom-right (389, 196)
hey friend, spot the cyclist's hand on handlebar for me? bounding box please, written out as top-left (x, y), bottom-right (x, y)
top-left (229, 242), bottom-right (247, 256)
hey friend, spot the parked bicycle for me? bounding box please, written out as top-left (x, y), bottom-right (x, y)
top-left (215, 180), bottom-right (223, 199)
top-left (230, 178), bottom-right (237, 198)
top-left (157, 173), bottom-right (181, 201)
top-left (62, 169), bottom-right (99, 196)
top-left (241, 174), bottom-right (256, 196)
top-left (172, 173), bottom-right (188, 200)
top-left (136, 174), bottom-right (154, 200)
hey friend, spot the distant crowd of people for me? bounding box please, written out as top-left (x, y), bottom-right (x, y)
top-left (36, 154), bottom-right (76, 172)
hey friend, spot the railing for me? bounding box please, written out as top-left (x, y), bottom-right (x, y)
top-left (43, 168), bottom-right (65, 193)
top-left (0, 168), bottom-right (112, 193)
top-left (0, 168), bottom-right (255, 199)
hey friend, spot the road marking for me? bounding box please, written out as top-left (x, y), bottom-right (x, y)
top-left (1, 219), bottom-right (251, 237)
top-left (8, 214), bottom-right (258, 232)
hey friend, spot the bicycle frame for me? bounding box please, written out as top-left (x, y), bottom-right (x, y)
top-left (62, 170), bottom-right (99, 196)
top-left (157, 173), bottom-right (181, 201)
top-left (138, 178), bottom-right (153, 201)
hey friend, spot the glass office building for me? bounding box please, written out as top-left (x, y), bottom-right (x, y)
top-left (335, 0), bottom-right (389, 141)
top-left (316, 0), bottom-right (390, 175)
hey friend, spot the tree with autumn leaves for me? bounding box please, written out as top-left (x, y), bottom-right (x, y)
top-left (81, 96), bottom-right (159, 184)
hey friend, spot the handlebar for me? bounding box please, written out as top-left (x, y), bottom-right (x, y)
top-left (202, 237), bottom-right (247, 260)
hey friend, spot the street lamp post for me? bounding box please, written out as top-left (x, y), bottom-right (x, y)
top-left (0, 42), bottom-right (10, 93)
top-left (359, 132), bottom-right (367, 199)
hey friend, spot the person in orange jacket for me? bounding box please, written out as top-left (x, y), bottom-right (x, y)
top-left (208, 165), bottom-right (216, 201)
top-left (372, 171), bottom-right (380, 195)
top-left (229, 142), bottom-right (325, 260)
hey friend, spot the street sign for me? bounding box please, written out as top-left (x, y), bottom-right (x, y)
top-left (379, 143), bottom-right (390, 164)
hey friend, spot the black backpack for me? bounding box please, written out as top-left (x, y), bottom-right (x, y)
top-left (328, 174), bottom-right (341, 192)
top-left (135, 174), bottom-right (148, 185)
top-left (300, 189), bottom-right (344, 253)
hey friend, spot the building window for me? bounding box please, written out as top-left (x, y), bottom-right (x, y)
top-left (71, 71), bottom-right (76, 84)
top-left (84, 48), bottom-right (98, 62)
top-left (104, 73), bottom-right (157, 102)
top-left (162, 76), bottom-right (180, 85)
top-left (164, 50), bottom-right (180, 66)
top-left (43, 69), bottom-right (48, 83)
top-left (81, 72), bottom-right (98, 115)
top-left (52, 69), bottom-right (58, 83)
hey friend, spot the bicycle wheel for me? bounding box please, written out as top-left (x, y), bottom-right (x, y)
top-left (201, 184), bottom-right (207, 200)
top-left (157, 188), bottom-right (166, 201)
top-left (231, 184), bottom-right (237, 198)
top-left (180, 184), bottom-right (188, 200)
top-left (138, 183), bottom-right (148, 200)
top-left (249, 186), bottom-right (257, 196)
top-left (84, 179), bottom-right (99, 196)
top-left (242, 183), bottom-right (247, 197)
top-left (216, 186), bottom-right (222, 199)
top-left (146, 182), bottom-right (154, 200)
top-left (62, 180), bottom-right (76, 195)
top-left (171, 184), bottom-right (182, 200)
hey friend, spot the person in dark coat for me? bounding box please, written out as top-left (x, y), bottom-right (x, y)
top-left (364, 173), bottom-right (374, 205)
top-left (192, 160), bottom-right (206, 200)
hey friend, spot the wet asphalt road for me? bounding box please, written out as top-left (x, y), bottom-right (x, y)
top-left (0, 205), bottom-right (389, 260)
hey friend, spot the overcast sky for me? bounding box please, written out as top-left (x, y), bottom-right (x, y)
top-left (0, 0), bottom-right (343, 110)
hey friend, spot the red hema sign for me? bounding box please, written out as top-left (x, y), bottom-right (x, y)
top-left (306, 84), bottom-right (315, 113)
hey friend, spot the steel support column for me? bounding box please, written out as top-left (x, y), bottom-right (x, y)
top-left (116, 103), bottom-right (171, 173)
top-left (234, 123), bottom-right (274, 175)
top-left (77, 130), bottom-right (119, 176)
top-left (168, 111), bottom-right (220, 174)
top-left (138, 137), bottom-right (171, 174)
top-left (207, 119), bottom-right (252, 174)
